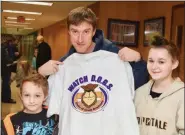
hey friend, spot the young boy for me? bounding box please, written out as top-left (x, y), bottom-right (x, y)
top-left (2, 74), bottom-right (58, 135)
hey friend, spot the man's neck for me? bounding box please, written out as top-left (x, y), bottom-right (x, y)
top-left (85, 42), bottom-right (95, 53)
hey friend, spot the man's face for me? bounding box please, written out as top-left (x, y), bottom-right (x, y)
top-left (69, 22), bottom-right (96, 54)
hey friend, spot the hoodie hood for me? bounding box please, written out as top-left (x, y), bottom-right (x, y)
top-left (147, 78), bottom-right (184, 100)
top-left (92, 29), bottom-right (104, 51)
top-left (159, 78), bottom-right (184, 99)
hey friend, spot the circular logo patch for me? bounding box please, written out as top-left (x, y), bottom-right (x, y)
top-left (72, 83), bottom-right (108, 113)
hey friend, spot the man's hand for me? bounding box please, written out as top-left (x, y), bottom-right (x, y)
top-left (118, 47), bottom-right (141, 62)
top-left (38, 60), bottom-right (63, 76)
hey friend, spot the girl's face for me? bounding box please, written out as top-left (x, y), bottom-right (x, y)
top-left (147, 48), bottom-right (178, 81)
top-left (21, 82), bottom-right (46, 114)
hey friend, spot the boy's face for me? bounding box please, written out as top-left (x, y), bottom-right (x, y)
top-left (21, 82), bottom-right (46, 114)
top-left (69, 21), bottom-right (96, 54)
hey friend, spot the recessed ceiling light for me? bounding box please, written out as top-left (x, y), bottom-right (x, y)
top-left (6, 24), bottom-right (27, 27)
top-left (6, 17), bottom-right (35, 21)
top-left (3, 10), bottom-right (42, 15)
top-left (5, 21), bottom-right (31, 24)
top-left (25, 18), bottom-right (35, 21)
top-left (10, 2), bottom-right (53, 6)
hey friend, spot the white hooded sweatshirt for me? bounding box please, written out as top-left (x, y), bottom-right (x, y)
top-left (47, 50), bottom-right (139, 135)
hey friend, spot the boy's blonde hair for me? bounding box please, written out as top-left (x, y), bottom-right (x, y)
top-left (20, 74), bottom-right (48, 97)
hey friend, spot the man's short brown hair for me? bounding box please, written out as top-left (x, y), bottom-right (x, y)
top-left (67, 7), bottom-right (97, 30)
top-left (20, 74), bottom-right (48, 97)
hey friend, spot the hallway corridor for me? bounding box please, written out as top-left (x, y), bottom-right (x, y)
top-left (1, 81), bottom-right (23, 119)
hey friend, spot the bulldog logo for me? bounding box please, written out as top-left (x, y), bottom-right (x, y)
top-left (72, 83), bottom-right (109, 113)
top-left (81, 84), bottom-right (98, 108)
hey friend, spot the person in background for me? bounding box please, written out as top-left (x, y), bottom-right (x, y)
top-left (7, 39), bottom-right (20, 73)
top-left (1, 42), bottom-right (16, 103)
top-left (31, 48), bottom-right (38, 74)
top-left (14, 57), bottom-right (31, 87)
top-left (7, 39), bottom-right (21, 85)
top-left (38, 7), bottom-right (149, 90)
top-left (36, 35), bottom-right (51, 71)
top-left (134, 35), bottom-right (184, 135)
top-left (2, 74), bottom-right (58, 135)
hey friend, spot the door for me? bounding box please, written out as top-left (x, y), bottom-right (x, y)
top-left (171, 3), bottom-right (185, 81)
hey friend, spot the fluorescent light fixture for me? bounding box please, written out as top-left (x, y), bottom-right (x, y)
top-left (26, 18), bottom-right (35, 21)
top-left (25, 18), bottom-right (35, 21)
top-left (6, 24), bottom-right (27, 27)
top-left (3, 10), bottom-right (42, 15)
top-left (145, 31), bottom-right (155, 34)
top-left (5, 21), bottom-right (31, 24)
top-left (10, 2), bottom-right (53, 6)
top-left (6, 17), bottom-right (35, 21)
top-left (6, 17), bottom-right (17, 19)
top-left (124, 33), bottom-right (134, 36)
top-left (24, 28), bottom-right (33, 30)
top-left (6, 27), bottom-right (34, 30)
top-left (6, 27), bottom-right (15, 29)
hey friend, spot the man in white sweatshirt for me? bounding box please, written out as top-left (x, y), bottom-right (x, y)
top-left (47, 7), bottom-right (139, 135)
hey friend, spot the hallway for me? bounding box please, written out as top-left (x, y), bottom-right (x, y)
top-left (1, 81), bottom-right (23, 119)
